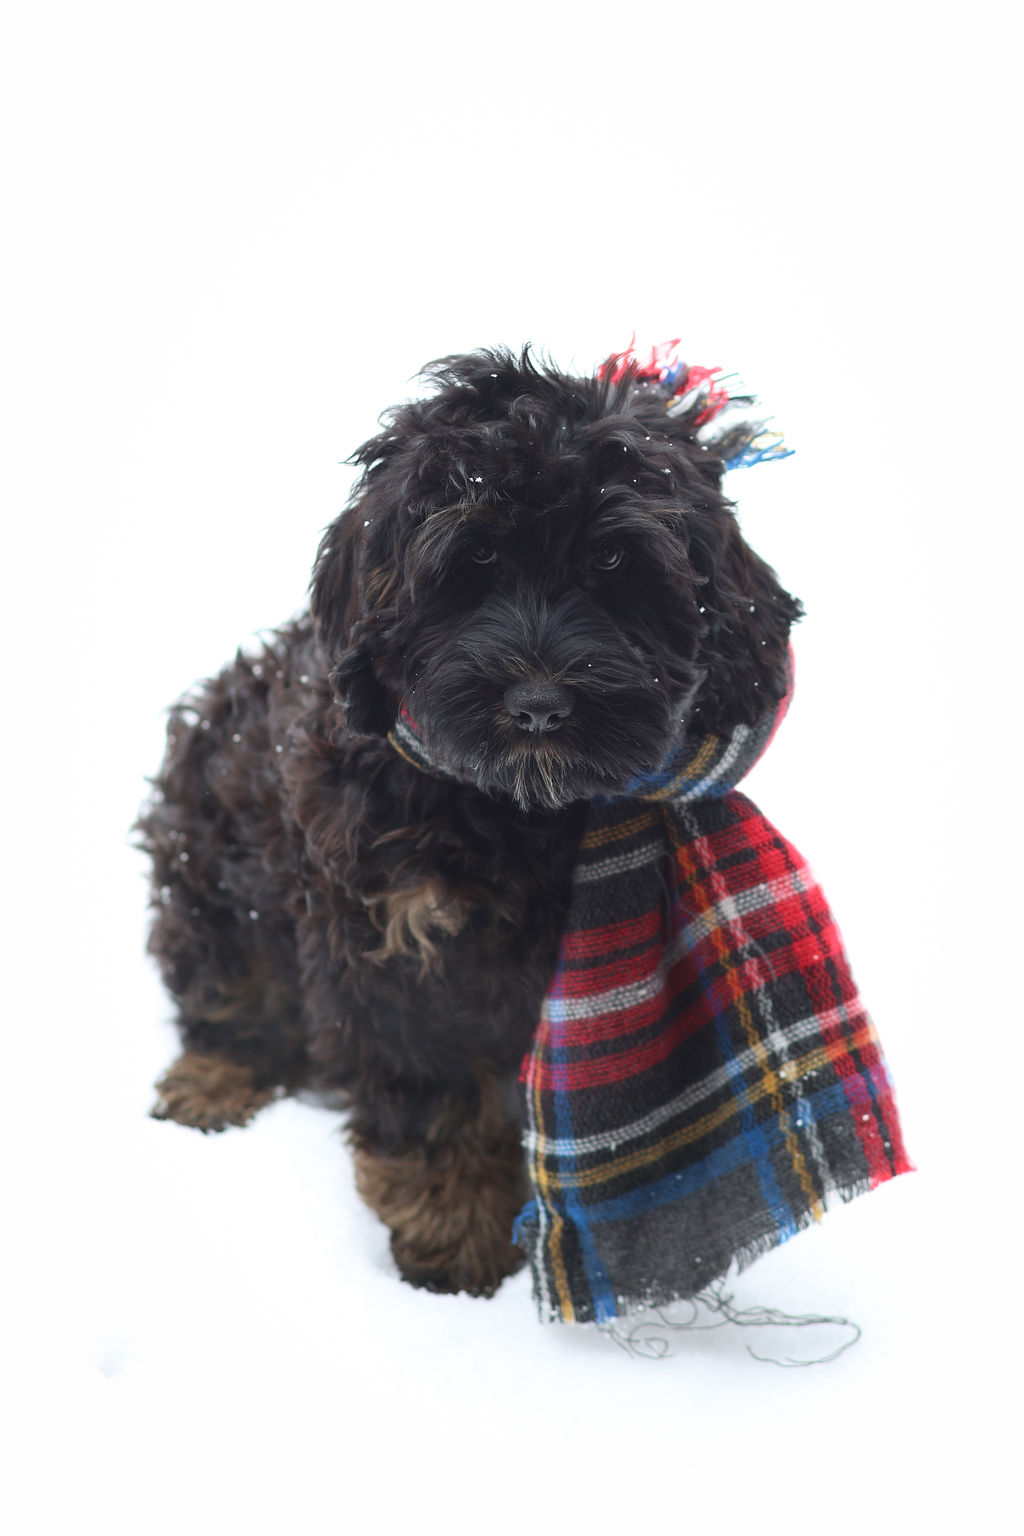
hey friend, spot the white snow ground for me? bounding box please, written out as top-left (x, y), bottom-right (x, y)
top-left (2, 4), bottom-right (1019, 1532)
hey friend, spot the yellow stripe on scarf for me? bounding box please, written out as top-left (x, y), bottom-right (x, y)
top-left (669, 814), bottom-right (825, 1223)
top-left (530, 1025), bottom-right (877, 1196)
top-left (531, 1045), bottom-right (576, 1322)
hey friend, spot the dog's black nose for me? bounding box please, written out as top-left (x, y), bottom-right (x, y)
top-left (504, 682), bottom-right (575, 734)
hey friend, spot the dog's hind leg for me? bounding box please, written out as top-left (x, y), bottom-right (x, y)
top-left (151, 1050), bottom-right (278, 1132)
top-left (137, 674), bottom-right (312, 1132)
top-left (148, 913), bottom-right (308, 1131)
top-left (142, 850), bottom-right (309, 1132)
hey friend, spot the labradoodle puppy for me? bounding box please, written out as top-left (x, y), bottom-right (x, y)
top-left (138, 346), bottom-right (801, 1297)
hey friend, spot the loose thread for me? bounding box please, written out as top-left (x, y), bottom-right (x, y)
top-left (604, 1279), bottom-right (861, 1366)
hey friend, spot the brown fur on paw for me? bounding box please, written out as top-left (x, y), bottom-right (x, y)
top-left (151, 1051), bottom-right (277, 1132)
top-left (389, 1228), bottom-right (525, 1298)
top-left (353, 1073), bottom-right (527, 1297)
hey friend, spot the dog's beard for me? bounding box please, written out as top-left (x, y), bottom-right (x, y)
top-left (404, 647), bottom-right (700, 811)
top-left (484, 721), bottom-right (659, 811)
top-left (392, 587), bottom-right (706, 810)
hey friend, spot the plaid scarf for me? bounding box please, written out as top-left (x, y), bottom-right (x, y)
top-left (389, 660), bottom-right (912, 1324)
top-left (512, 660), bottom-right (912, 1323)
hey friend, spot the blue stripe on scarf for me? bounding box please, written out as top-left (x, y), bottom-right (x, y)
top-left (576, 1080), bottom-right (850, 1227)
top-left (551, 1042), bottom-right (618, 1323)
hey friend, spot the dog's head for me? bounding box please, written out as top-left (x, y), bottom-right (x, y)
top-left (311, 346), bottom-right (801, 809)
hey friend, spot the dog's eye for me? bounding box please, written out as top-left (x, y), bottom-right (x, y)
top-left (593, 543), bottom-right (625, 572)
top-left (470, 541), bottom-right (497, 566)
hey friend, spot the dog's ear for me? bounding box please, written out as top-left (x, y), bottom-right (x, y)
top-left (686, 504), bottom-right (803, 735)
top-left (310, 502), bottom-right (396, 737)
top-left (631, 405), bottom-right (801, 732)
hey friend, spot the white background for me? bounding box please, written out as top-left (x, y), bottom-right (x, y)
top-left (2, 2), bottom-right (1020, 1531)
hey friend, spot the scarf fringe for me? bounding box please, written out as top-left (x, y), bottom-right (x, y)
top-left (522, 1167), bottom-right (883, 1327)
top-left (598, 336), bottom-right (794, 471)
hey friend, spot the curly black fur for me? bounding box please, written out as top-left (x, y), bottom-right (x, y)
top-left (137, 345), bottom-right (802, 1296)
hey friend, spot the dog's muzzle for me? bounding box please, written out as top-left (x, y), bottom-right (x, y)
top-left (503, 682), bottom-right (575, 735)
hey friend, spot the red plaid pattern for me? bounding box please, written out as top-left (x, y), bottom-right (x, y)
top-left (516, 788), bottom-right (913, 1324)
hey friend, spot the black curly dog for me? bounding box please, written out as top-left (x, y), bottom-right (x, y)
top-left (138, 347), bottom-right (801, 1296)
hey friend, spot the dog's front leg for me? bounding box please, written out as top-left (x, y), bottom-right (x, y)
top-left (348, 1068), bottom-right (527, 1298)
top-left (299, 893), bottom-right (530, 1298)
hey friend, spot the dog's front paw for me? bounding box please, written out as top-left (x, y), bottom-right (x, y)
top-left (151, 1051), bottom-right (277, 1132)
top-left (391, 1223), bottom-right (525, 1299)
top-left (353, 1121), bottom-right (527, 1299)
